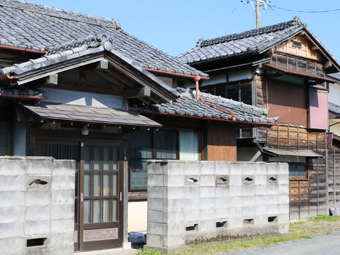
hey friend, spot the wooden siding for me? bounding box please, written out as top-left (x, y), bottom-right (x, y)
top-left (207, 124), bottom-right (236, 161)
top-left (275, 34), bottom-right (322, 61)
top-left (327, 145), bottom-right (340, 209)
top-left (259, 125), bottom-right (327, 220)
top-left (267, 80), bottom-right (307, 126)
top-left (255, 74), bottom-right (268, 108)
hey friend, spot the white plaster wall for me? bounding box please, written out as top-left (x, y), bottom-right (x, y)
top-left (329, 83), bottom-right (340, 105)
top-left (330, 119), bottom-right (340, 136)
top-left (128, 201), bottom-right (147, 233)
top-left (40, 88), bottom-right (123, 109)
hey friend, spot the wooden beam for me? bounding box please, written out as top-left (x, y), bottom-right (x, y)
top-left (124, 86), bottom-right (150, 99)
top-left (325, 60), bottom-right (332, 69)
top-left (311, 45), bottom-right (319, 51)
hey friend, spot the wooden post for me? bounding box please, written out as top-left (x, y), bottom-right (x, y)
top-left (255, 0), bottom-right (261, 28)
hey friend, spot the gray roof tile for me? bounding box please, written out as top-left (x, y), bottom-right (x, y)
top-left (0, 0), bottom-right (207, 77)
top-left (150, 88), bottom-right (278, 124)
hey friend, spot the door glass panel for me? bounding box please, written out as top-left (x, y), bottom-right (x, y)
top-left (103, 199), bottom-right (110, 222)
top-left (84, 173), bottom-right (91, 197)
top-left (112, 173), bottom-right (118, 195)
top-left (84, 200), bottom-right (90, 223)
top-left (103, 173), bottom-right (110, 196)
top-left (93, 200), bottom-right (100, 223)
top-left (84, 146), bottom-right (91, 170)
top-left (112, 199), bottom-right (118, 221)
top-left (103, 147), bottom-right (110, 170)
top-left (112, 147), bottom-right (118, 170)
top-left (93, 146), bottom-right (100, 171)
top-left (51, 144), bottom-right (58, 159)
top-left (94, 173), bottom-right (100, 196)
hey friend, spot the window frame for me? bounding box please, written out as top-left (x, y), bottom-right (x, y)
top-left (289, 162), bottom-right (308, 180)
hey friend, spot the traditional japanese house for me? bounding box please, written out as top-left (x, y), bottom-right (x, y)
top-left (178, 17), bottom-right (340, 220)
top-left (0, 0), bottom-right (278, 252)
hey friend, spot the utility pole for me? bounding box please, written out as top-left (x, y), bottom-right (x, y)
top-left (255, 0), bottom-right (261, 28)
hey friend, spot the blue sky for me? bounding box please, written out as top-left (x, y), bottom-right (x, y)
top-left (31, 0), bottom-right (340, 63)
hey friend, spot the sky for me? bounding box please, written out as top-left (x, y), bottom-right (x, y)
top-left (30, 0), bottom-right (340, 62)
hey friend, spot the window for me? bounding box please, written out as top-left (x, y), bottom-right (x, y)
top-left (201, 82), bottom-right (252, 105)
top-left (289, 164), bottom-right (306, 178)
top-left (129, 129), bottom-right (200, 191)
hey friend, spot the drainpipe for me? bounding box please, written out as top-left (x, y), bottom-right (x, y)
top-left (0, 73), bottom-right (14, 82)
top-left (0, 45), bottom-right (46, 54)
top-left (193, 76), bottom-right (236, 121)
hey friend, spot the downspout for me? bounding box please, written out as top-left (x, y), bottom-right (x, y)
top-left (194, 76), bottom-right (236, 121)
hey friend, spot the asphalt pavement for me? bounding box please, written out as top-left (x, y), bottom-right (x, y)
top-left (222, 230), bottom-right (340, 255)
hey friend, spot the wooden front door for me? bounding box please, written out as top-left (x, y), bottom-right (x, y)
top-left (36, 139), bottom-right (124, 251)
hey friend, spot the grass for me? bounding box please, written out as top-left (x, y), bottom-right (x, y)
top-left (137, 215), bottom-right (340, 255)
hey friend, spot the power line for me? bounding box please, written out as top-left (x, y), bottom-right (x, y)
top-left (273, 5), bottom-right (340, 13)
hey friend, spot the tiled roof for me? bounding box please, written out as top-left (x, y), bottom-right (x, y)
top-left (178, 17), bottom-right (304, 64)
top-left (329, 102), bottom-right (340, 115)
top-left (23, 102), bottom-right (162, 127)
top-left (328, 73), bottom-right (340, 83)
top-left (263, 147), bottom-right (322, 157)
top-left (151, 88), bottom-right (278, 123)
top-left (0, 0), bottom-right (207, 77)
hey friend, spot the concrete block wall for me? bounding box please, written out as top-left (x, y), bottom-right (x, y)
top-left (0, 156), bottom-right (75, 255)
top-left (146, 161), bottom-right (289, 254)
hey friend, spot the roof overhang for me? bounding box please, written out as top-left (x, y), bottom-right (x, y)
top-left (264, 64), bottom-right (338, 83)
top-left (22, 103), bottom-right (162, 127)
top-left (263, 147), bottom-right (323, 158)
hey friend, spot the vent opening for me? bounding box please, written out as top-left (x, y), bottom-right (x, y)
top-left (186, 224), bottom-right (198, 231)
top-left (27, 238), bottom-right (47, 247)
top-left (216, 221), bottom-right (228, 228)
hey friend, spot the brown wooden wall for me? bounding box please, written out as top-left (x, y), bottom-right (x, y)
top-left (259, 125), bottom-right (327, 220)
top-left (207, 123), bottom-right (236, 161)
top-left (327, 145), bottom-right (340, 209)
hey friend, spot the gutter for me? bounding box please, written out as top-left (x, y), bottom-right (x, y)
top-left (193, 76), bottom-right (236, 121)
top-left (144, 68), bottom-right (209, 80)
top-left (0, 73), bottom-right (15, 82)
top-left (0, 45), bottom-right (46, 54)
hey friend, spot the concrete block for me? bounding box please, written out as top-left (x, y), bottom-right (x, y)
top-left (214, 162), bottom-right (229, 175)
top-left (0, 191), bottom-right (25, 207)
top-left (25, 220), bottom-right (51, 235)
top-left (26, 157), bottom-right (53, 175)
top-left (52, 160), bottom-right (75, 176)
top-left (25, 246), bottom-right (50, 255)
top-left (26, 190), bottom-right (51, 206)
top-left (279, 174), bottom-right (289, 185)
top-left (148, 198), bottom-right (165, 211)
top-left (267, 184), bottom-right (279, 195)
top-left (185, 186), bottom-right (200, 199)
top-left (199, 220), bottom-right (216, 232)
top-left (215, 186), bottom-right (229, 197)
top-left (279, 194), bottom-right (289, 204)
top-left (167, 175), bottom-right (184, 187)
top-left (0, 206), bottom-right (25, 223)
top-left (267, 164), bottom-right (278, 175)
top-left (165, 211), bottom-right (184, 223)
top-left (148, 174), bottom-right (165, 187)
top-left (167, 199), bottom-right (184, 212)
top-left (148, 222), bottom-right (167, 235)
top-left (200, 209), bottom-right (215, 221)
top-left (183, 161), bottom-right (201, 175)
top-left (242, 185), bottom-right (255, 196)
top-left (242, 196), bottom-right (255, 207)
top-left (201, 161), bottom-right (216, 175)
top-left (0, 237), bottom-right (25, 254)
top-left (255, 215), bottom-right (268, 225)
top-left (147, 234), bottom-right (164, 247)
top-left (227, 218), bottom-right (243, 229)
top-left (243, 206), bottom-right (255, 217)
top-left (255, 204), bottom-right (267, 215)
top-left (200, 187), bottom-right (215, 198)
top-left (168, 222), bottom-right (186, 235)
top-left (0, 175), bottom-right (26, 191)
top-left (254, 195), bottom-right (267, 206)
top-left (255, 184), bottom-right (267, 195)
top-left (50, 232), bottom-right (74, 248)
top-left (51, 204), bottom-right (74, 220)
top-left (277, 163), bottom-right (288, 175)
top-left (27, 175), bottom-right (51, 191)
top-left (163, 234), bottom-right (184, 248)
top-left (185, 199), bottom-right (200, 211)
top-left (51, 190), bottom-right (75, 205)
top-left (254, 163), bottom-right (267, 175)
top-left (279, 184), bottom-right (289, 194)
top-left (229, 175), bottom-right (242, 186)
top-left (0, 157), bottom-right (26, 176)
top-left (51, 219), bottom-right (74, 233)
top-left (0, 222), bottom-right (24, 238)
top-left (25, 206), bottom-right (51, 221)
top-left (147, 161), bottom-right (160, 175)
top-left (148, 187), bottom-right (166, 199)
top-left (215, 208), bottom-right (229, 219)
top-left (148, 210), bottom-right (164, 223)
top-left (229, 186), bottom-right (242, 197)
top-left (229, 197), bottom-right (241, 207)
top-left (168, 187), bottom-right (185, 199)
top-left (278, 223), bottom-right (289, 234)
top-left (214, 197), bottom-right (229, 209)
top-left (229, 163), bottom-right (243, 175)
top-left (51, 175), bottom-right (74, 190)
top-left (267, 195), bottom-right (279, 205)
top-left (200, 175), bottom-right (215, 186)
top-left (200, 198), bottom-right (215, 210)
top-left (255, 175), bottom-right (267, 185)
top-left (242, 163), bottom-right (255, 175)
top-left (229, 207), bottom-right (243, 218)
top-left (267, 204), bottom-right (279, 215)
top-left (49, 246), bottom-right (74, 255)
